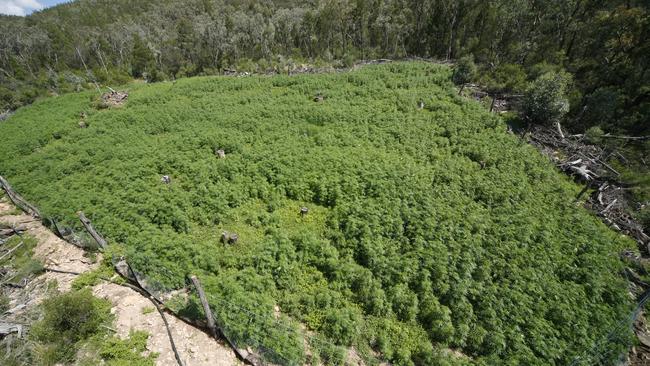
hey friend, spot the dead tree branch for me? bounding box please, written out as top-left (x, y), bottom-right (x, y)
top-left (601, 134), bottom-right (650, 141)
top-left (44, 267), bottom-right (82, 275)
top-left (0, 240), bottom-right (23, 261)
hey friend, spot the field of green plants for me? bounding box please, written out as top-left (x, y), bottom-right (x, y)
top-left (0, 62), bottom-right (636, 365)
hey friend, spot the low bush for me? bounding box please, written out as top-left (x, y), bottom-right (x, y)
top-left (0, 62), bottom-right (635, 365)
top-left (31, 289), bottom-right (112, 363)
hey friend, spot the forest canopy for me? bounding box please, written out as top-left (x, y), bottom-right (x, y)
top-left (0, 0), bottom-right (648, 137)
top-left (0, 62), bottom-right (636, 365)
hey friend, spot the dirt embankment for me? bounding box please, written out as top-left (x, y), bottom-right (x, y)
top-left (0, 196), bottom-right (239, 366)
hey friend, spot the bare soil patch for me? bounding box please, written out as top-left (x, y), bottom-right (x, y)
top-left (0, 195), bottom-right (237, 365)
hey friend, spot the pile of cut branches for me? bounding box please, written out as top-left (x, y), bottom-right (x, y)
top-left (526, 124), bottom-right (649, 250)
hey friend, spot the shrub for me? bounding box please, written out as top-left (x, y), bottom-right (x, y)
top-left (485, 63), bottom-right (528, 93)
top-left (418, 295), bottom-right (454, 344)
top-left (389, 284), bottom-right (419, 322)
top-left (96, 330), bottom-right (157, 366)
top-left (585, 126), bottom-right (605, 144)
top-left (321, 306), bottom-right (361, 346)
top-left (523, 70), bottom-right (572, 124)
top-left (452, 55), bottom-right (477, 88)
top-left (31, 289), bottom-right (112, 363)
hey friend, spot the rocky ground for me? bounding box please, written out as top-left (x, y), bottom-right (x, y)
top-left (0, 194), bottom-right (239, 366)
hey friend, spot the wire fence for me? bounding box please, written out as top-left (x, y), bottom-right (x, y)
top-left (2, 178), bottom-right (646, 366)
top-left (569, 289), bottom-right (650, 366)
top-left (0, 179), bottom-right (382, 365)
top-left (206, 292), bottom-right (365, 366)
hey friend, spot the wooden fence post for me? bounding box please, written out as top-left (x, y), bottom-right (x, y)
top-left (0, 175), bottom-right (41, 218)
top-left (77, 211), bottom-right (107, 250)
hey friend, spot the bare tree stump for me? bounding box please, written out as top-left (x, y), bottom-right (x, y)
top-left (215, 149), bottom-right (226, 159)
top-left (221, 231), bottom-right (238, 244)
top-left (161, 175), bottom-right (171, 184)
top-left (300, 207), bottom-right (309, 217)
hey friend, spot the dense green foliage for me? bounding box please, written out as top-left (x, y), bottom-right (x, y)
top-left (523, 71), bottom-right (571, 125)
top-left (31, 289), bottom-right (113, 363)
top-left (0, 0), bottom-right (647, 137)
top-left (26, 289), bottom-right (156, 366)
top-left (0, 63), bottom-right (636, 364)
top-left (451, 56), bottom-right (476, 88)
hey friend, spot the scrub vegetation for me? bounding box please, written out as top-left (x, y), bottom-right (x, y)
top-left (0, 62), bottom-right (636, 365)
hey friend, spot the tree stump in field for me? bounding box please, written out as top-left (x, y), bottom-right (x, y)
top-left (300, 207), bottom-right (309, 217)
top-left (161, 175), bottom-right (171, 184)
top-left (100, 90), bottom-right (128, 107)
top-left (221, 231), bottom-right (238, 244)
top-left (313, 95), bottom-right (324, 102)
top-left (215, 149), bottom-right (226, 159)
top-left (79, 121), bottom-right (87, 128)
top-left (417, 100), bottom-right (425, 110)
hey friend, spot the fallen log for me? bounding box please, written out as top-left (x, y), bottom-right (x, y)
top-left (122, 281), bottom-right (186, 366)
top-left (626, 267), bottom-right (649, 288)
top-left (0, 176), bottom-right (41, 218)
top-left (4, 303), bottom-right (26, 314)
top-left (77, 211), bottom-right (107, 250)
top-left (0, 225), bottom-right (27, 238)
top-left (601, 199), bottom-right (618, 214)
top-left (1, 282), bottom-right (25, 288)
top-left (0, 322), bottom-right (23, 337)
top-left (601, 134), bottom-right (650, 141)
